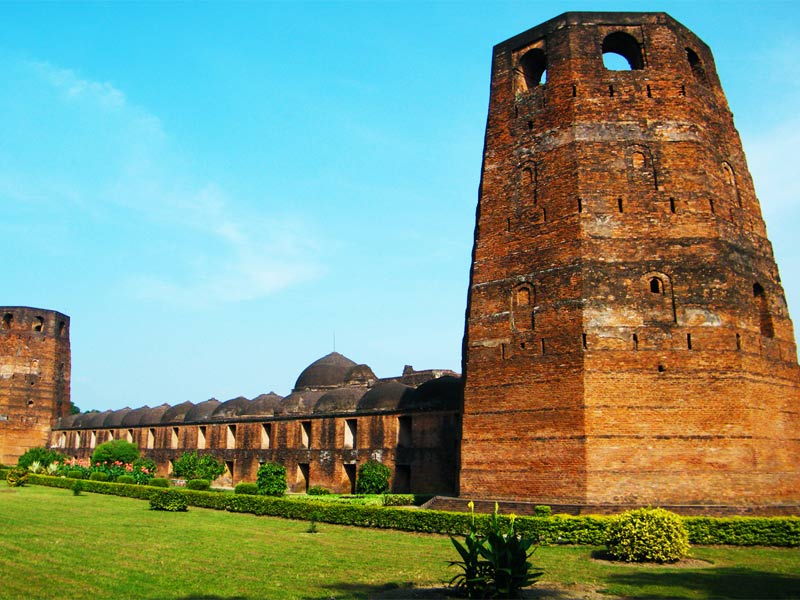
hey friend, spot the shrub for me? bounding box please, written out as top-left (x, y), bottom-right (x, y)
top-left (72, 480), bottom-right (83, 496)
top-left (307, 485), bottom-right (331, 496)
top-left (27, 461), bottom-right (45, 474)
top-left (172, 452), bottom-right (225, 482)
top-left (186, 479), bottom-right (211, 491)
top-left (6, 467), bottom-right (28, 487)
top-left (257, 462), bottom-right (287, 496)
top-left (534, 505), bottom-right (552, 518)
top-left (356, 460), bottom-right (390, 494)
top-left (116, 475), bottom-right (136, 485)
top-left (172, 451), bottom-right (199, 479)
top-left (17, 447), bottom-right (65, 469)
top-left (89, 472), bottom-right (109, 482)
top-left (149, 478), bottom-right (170, 488)
top-left (91, 439), bottom-right (140, 465)
top-left (67, 469), bottom-right (84, 479)
top-left (149, 489), bottom-right (188, 512)
top-left (132, 457), bottom-right (156, 472)
top-left (383, 494), bottom-right (415, 506)
top-left (131, 457), bottom-right (156, 485)
top-left (449, 503), bottom-right (542, 598)
top-left (605, 507), bottom-right (690, 563)
top-left (198, 455), bottom-right (225, 481)
top-left (234, 482), bottom-right (259, 495)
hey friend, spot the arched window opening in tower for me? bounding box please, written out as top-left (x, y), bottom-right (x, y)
top-left (650, 277), bottom-right (664, 294)
top-left (515, 286), bottom-right (531, 307)
top-left (33, 316), bottom-right (44, 332)
top-left (518, 47), bottom-right (547, 89)
top-left (522, 167), bottom-right (533, 186)
top-left (2, 313), bottom-right (12, 329)
top-left (686, 47), bottom-right (707, 83)
top-left (602, 32), bottom-right (644, 70)
top-left (722, 162), bottom-right (741, 207)
top-left (753, 282), bottom-right (775, 338)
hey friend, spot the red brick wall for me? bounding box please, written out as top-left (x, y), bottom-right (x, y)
top-left (0, 307), bottom-right (70, 464)
top-left (461, 12), bottom-right (800, 507)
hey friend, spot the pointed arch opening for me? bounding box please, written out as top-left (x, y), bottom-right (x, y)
top-left (753, 282), bottom-right (774, 338)
top-left (602, 32), bottom-right (644, 70)
top-left (686, 47), bottom-right (707, 83)
top-left (518, 48), bottom-right (547, 90)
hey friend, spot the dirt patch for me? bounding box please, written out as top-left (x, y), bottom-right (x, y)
top-left (373, 583), bottom-right (620, 599)
top-left (589, 549), bottom-right (713, 569)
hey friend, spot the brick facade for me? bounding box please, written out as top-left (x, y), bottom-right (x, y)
top-left (50, 353), bottom-right (460, 493)
top-left (0, 307), bottom-right (71, 465)
top-left (460, 12), bottom-right (800, 508)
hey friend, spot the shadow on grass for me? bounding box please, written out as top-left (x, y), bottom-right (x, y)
top-left (307, 581), bottom-right (589, 599)
top-left (172, 596), bottom-right (248, 600)
top-left (604, 568), bottom-right (800, 599)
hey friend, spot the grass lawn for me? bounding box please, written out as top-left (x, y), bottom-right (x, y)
top-left (0, 482), bottom-right (798, 599)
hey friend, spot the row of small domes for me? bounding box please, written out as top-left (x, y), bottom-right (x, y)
top-left (56, 353), bottom-right (460, 430)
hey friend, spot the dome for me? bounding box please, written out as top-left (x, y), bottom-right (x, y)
top-left (344, 364), bottom-right (377, 387)
top-left (211, 396), bottom-right (252, 420)
top-left (103, 407), bottom-right (132, 427)
top-left (70, 412), bottom-right (89, 428)
top-left (294, 352), bottom-right (358, 391)
top-left (161, 401), bottom-right (195, 424)
top-left (413, 375), bottom-right (462, 411)
top-left (121, 406), bottom-right (151, 427)
top-left (356, 382), bottom-right (415, 412)
top-left (183, 399), bottom-right (221, 423)
top-left (86, 410), bottom-right (112, 428)
top-left (242, 392), bottom-right (283, 416)
top-left (139, 404), bottom-right (171, 426)
top-left (56, 414), bottom-right (78, 429)
top-left (275, 390), bottom-right (323, 416)
top-left (313, 387), bottom-right (364, 414)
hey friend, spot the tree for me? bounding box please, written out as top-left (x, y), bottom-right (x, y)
top-left (17, 447), bottom-right (66, 469)
top-left (356, 460), bottom-right (390, 494)
top-left (257, 462), bottom-right (287, 496)
top-left (172, 451), bottom-right (225, 482)
top-left (69, 403), bottom-right (81, 415)
top-left (91, 439), bottom-right (140, 464)
top-left (197, 454), bottom-right (225, 481)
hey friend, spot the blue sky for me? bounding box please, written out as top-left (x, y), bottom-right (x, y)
top-left (2, 1), bottom-right (798, 412)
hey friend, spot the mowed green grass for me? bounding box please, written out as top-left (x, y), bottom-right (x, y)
top-left (1, 482), bottom-right (799, 599)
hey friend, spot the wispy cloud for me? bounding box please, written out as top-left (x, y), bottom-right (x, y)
top-left (4, 60), bottom-right (322, 306)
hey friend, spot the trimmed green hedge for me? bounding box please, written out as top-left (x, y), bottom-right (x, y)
top-left (21, 474), bottom-right (799, 546)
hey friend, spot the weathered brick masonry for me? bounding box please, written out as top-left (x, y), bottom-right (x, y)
top-left (0, 307), bottom-right (70, 465)
top-left (460, 12), bottom-right (800, 508)
top-left (50, 353), bottom-right (460, 493)
top-left (3, 12), bottom-right (799, 509)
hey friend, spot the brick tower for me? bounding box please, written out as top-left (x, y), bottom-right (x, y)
top-left (460, 12), bottom-right (800, 509)
top-left (0, 307), bottom-right (71, 464)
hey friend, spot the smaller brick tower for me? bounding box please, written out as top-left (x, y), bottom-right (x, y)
top-left (0, 307), bottom-right (71, 464)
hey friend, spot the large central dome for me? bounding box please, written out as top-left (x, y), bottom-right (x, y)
top-left (293, 352), bottom-right (358, 391)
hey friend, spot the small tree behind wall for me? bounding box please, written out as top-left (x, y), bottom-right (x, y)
top-left (356, 460), bottom-right (390, 494)
top-left (91, 440), bottom-right (140, 465)
top-left (257, 462), bottom-right (287, 496)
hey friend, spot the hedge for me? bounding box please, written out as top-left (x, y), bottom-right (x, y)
top-left (20, 474), bottom-right (800, 547)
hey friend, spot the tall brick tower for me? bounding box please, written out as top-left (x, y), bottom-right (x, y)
top-left (460, 12), bottom-right (800, 509)
top-left (0, 307), bottom-right (71, 464)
